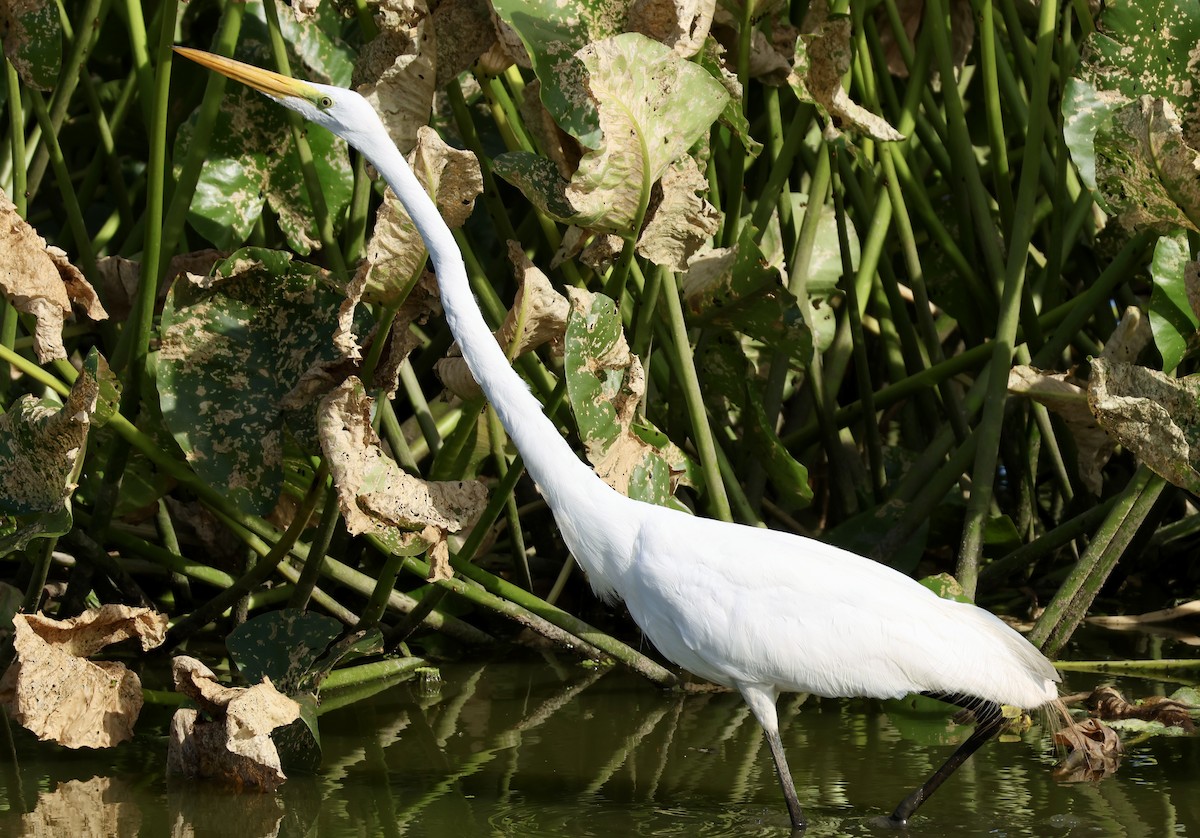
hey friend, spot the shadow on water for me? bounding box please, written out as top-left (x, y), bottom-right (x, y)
top-left (1, 631), bottom-right (1198, 837)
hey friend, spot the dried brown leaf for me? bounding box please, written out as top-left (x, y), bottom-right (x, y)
top-left (627, 0), bottom-right (715, 57)
top-left (433, 0), bottom-right (497, 84)
top-left (167, 656), bottom-right (300, 792)
top-left (1008, 365), bottom-right (1113, 494)
top-left (318, 377), bottom-right (487, 559)
top-left (0, 189), bottom-right (108, 362)
top-left (438, 242), bottom-right (569, 399)
top-left (0, 606), bottom-right (167, 748)
top-left (1100, 306), bottom-right (1153, 364)
top-left (790, 5), bottom-right (904, 142)
top-left (1087, 358), bottom-right (1200, 493)
top-left (18, 777), bottom-right (141, 837)
top-left (1053, 717), bottom-right (1123, 782)
top-left (1085, 685), bottom-right (1196, 732)
top-left (636, 155), bottom-right (720, 270)
top-left (355, 0), bottom-right (436, 155)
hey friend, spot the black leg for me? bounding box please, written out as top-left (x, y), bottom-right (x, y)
top-left (887, 693), bottom-right (1004, 827)
top-left (763, 724), bottom-right (807, 833)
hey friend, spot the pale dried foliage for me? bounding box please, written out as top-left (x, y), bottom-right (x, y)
top-left (627, 0), bottom-right (715, 57)
top-left (0, 189), bottom-right (107, 361)
top-left (0, 606), bottom-right (167, 748)
top-left (18, 776), bottom-right (141, 837)
top-left (356, 0), bottom-right (436, 155)
top-left (790, 4), bottom-right (904, 142)
top-left (318, 377), bottom-right (488, 575)
top-left (339, 127), bottom-right (481, 362)
top-left (438, 241), bottom-right (569, 399)
top-left (167, 656), bottom-right (301, 792)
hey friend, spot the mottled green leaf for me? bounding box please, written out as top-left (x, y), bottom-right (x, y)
top-left (682, 225), bottom-right (812, 353)
top-left (227, 609), bottom-right (343, 694)
top-left (566, 34), bottom-right (728, 234)
top-left (696, 37), bottom-right (762, 157)
top-left (176, 3), bottom-right (354, 253)
top-left (1067, 0), bottom-right (1200, 228)
top-left (563, 288), bottom-right (686, 506)
top-left (158, 248), bottom-right (355, 516)
top-left (490, 0), bottom-right (629, 145)
top-left (0, 358), bottom-right (101, 555)
top-left (492, 151), bottom-right (579, 222)
top-left (1094, 96), bottom-right (1200, 232)
top-left (917, 572), bottom-right (971, 603)
top-left (1149, 230), bottom-right (1200, 371)
top-left (1088, 358), bottom-right (1200, 493)
top-left (0, 0), bottom-right (61, 90)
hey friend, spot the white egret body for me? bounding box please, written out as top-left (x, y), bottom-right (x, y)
top-left (176, 48), bottom-right (1061, 832)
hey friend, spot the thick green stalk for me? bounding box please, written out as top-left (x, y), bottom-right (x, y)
top-left (1030, 469), bottom-right (1168, 657)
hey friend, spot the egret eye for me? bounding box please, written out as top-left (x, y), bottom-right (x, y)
top-left (318, 95), bottom-right (333, 109)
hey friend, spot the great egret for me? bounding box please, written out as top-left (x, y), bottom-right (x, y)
top-left (175, 47), bottom-right (1061, 832)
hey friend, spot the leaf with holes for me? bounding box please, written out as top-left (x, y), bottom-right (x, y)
top-left (158, 248), bottom-right (355, 516)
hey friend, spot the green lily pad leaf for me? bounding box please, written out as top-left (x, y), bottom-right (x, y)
top-left (227, 609), bottom-right (343, 694)
top-left (563, 287), bottom-right (687, 506)
top-left (566, 33), bottom-right (728, 234)
top-left (1088, 358), bottom-right (1200, 493)
top-left (696, 37), bottom-right (762, 158)
top-left (682, 225), bottom-right (812, 353)
top-left (792, 195), bottom-right (857, 352)
top-left (490, 0), bottom-right (628, 145)
top-left (1149, 230), bottom-right (1200, 372)
top-left (492, 151), bottom-right (579, 222)
top-left (176, 4), bottom-right (354, 253)
top-left (0, 357), bottom-right (101, 556)
top-left (176, 85), bottom-right (353, 254)
top-left (918, 573), bottom-right (972, 603)
top-left (1067, 0), bottom-right (1200, 228)
top-left (1094, 96), bottom-right (1200, 233)
top-left (1, 0), bottom-right (61, 90)
top-left (158, 248), bottom-right (353, 516)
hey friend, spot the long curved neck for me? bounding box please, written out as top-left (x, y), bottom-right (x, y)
top-left (361, 136), bottom-right (615, 518)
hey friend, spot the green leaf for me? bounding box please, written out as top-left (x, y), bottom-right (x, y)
top-left (563, 288), bottom-right (686, 506)
top-left (1149, 230), bottom-right (1200, 371)
top-left (917, 573), bottom-right (972, 603)
top-left (566, 34), bottom-right (728, 234)
top-left (492, 152), bottom-right (579, 223)
top-left (682, 225), bottom-right (812, 353)
top-left (0, 357), bottom-right (101, 556)
top-left (176, 86), bottom-right (354, 254)
top-left (490, 0), bottom-right (626, 145)
top-left (227, 609), bottom-right (343, 694)
top-left (158, 248), bottom-right (359, 516)
top-left (1, 0), bottom-right (61, 91)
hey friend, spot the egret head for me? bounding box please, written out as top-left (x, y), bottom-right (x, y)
top-left (173, 47), bottom-right (387, 162)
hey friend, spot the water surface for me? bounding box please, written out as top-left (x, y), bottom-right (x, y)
top-left (1, 644), bottom-right (1197, 836)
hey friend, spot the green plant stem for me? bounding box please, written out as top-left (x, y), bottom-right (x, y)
top-left (167, 464), bottom-right (327, 644)
top-left (1030, 468), bottom-right (1168, 658)
top-left (659, 269), bottom-right (731, 521)
top-left (958, 0), bottom-right (1061, 597)
top-left (288, 486), bottom-right (342, 610)
top-left (261, 0), bottom-right (347, 277)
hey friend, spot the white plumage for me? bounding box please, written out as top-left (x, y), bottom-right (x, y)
top-left (176, 48), bottom-right (1061, 831)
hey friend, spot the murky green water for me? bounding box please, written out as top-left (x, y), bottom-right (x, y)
top-left (2, 635), bottom-right (1198, 836)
